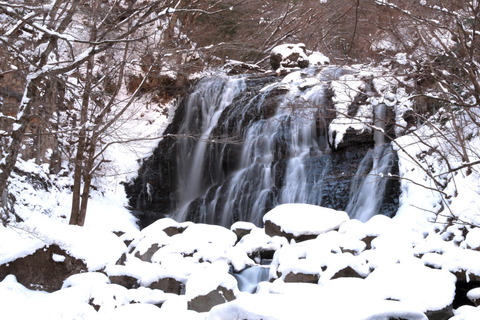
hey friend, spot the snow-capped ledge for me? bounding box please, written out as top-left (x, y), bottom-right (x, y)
top-left (263, 204), bottom-right (350, 242)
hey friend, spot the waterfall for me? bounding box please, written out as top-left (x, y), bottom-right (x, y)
top-left (128, 68), bottom-right (400, 228)
top-left (345, 103), bottom-right (396, 222)
top-left (345, 144), bottom-right (396, 222)
top-left (176, 71), bottom-right (336, 226)
top-left (174, 76), bottom-right (246, 222)
top-left (374, 103), bottom-right (387, 147)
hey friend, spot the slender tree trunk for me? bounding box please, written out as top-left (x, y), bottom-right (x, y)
top-left (69, 56), bottom-right (94, 225)
top-left (77, 173), bottom-right (92, 227)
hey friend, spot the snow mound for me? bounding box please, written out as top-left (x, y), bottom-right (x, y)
top-left (263, 203), bottom-right (349, 237)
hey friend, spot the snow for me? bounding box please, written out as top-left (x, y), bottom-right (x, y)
top-left (62, 272), bottom-right (110, 289)
top-left (308, 51), bottom-right (330, 66)
top-left (4, 55), bottom-right (480, 320)
top-left (263, 203), bottom-right (349, 236)
top-left (329, 72), bottom-right (371, 147)
top-left (207, 281), bottom-right (430, 320)
top-left (1, 194), bottom-right (477, 320)
top-left (465, 228), bottom-right (480, 249)
top-left (271, 43), bottom-right (307, 58)
top-left (452, 305), bottom-right (480, 320)
top-left (185, 260), bottom-right (238, 299)
top-left (467, 288), bottom-right (480, 302)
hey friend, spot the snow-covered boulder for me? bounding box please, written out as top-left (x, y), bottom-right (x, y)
top-left (263, 204), bottom-right (349, 242)
top-left (186, 261), bottom-right (239, 312)
top-left (308, 51), bottom-right (330, 66)
top-left (269, 234), bottom-right (368, 284)
top-left (270, 43), bottom-right (310, 70)
top-left (465, 227), bottom-right (480, 250)
top-left (151, 223), bottom-right (237, 263)
top-left (467, 288), bottom-right (480, 306)
top-left (232, 227), bottom-right (287, 268)
top-left (207, 280), bottom-right (431, 320)
top-left (230, 221), bottom-right (256, 242)
top-left (366, 261), bottom-right (456, 319)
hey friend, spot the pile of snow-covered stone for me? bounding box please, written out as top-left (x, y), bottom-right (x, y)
top-left (2, 203), bottom-right (480, 319)
top-left (270, 43), bottom-right (330, 72)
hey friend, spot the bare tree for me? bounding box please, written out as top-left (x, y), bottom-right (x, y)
top-left (0, 0), bottom-right (205, 225)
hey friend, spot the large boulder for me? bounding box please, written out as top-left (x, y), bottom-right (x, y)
top-left (0, 244), bottom-right (87, 292)
top-left (263, 203), bottom-right (349, 242)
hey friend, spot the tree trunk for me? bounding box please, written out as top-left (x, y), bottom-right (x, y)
top-left (77, 173), bottom-right (92, 227)
top-left (69, 56), bottom-right (94, 225)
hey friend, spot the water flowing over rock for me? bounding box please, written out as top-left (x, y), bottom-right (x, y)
top-left (126, 66), bottom-right (400, 228)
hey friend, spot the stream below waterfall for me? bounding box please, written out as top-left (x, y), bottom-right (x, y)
top-left (126, 66), bottom-right (400, 228)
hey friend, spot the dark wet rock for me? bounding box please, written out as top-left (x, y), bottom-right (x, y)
top-left (163, 225), bottom-right (187, 236)
top-left (0, 245), bottom-right (87, 292)
top-left (148, 277), bottom-right (184, 295)
top-left (187, 285), bottom-right (236, 313)
top-left (230, 222), bottom-right (256, 242)
top-left (116, 252), bottom-right (127, 265)
top-left (135, 243), bottom-right (161, 262)
top-left (264, 219), bottom-right (318, 243)
top-left (109, 275), bottom-right (139, 289)
top-left (331, 266), bottom-right (364, 279)
top-left (283, 271), bottom-right (319, 284)
top-left (362, 235), bottom-right (377, 250)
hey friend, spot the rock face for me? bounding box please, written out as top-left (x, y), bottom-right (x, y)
top-left (0, 245), bottom-right (87, 292)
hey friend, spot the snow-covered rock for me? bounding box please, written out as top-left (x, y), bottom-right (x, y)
top-left (230, 221), bottom-right (256, 242)
top-left (467, 288), bottom-right (480, 306)
top-left (263, 203), bottom-right (349, 242)
top-left (308, 51), bottom-right (330, 66)
top-left (270, 43), bottom-right (310, 70)
top-left (186, 261), bottom-right (239, 312)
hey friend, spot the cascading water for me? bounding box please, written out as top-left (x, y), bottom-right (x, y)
top-left (174, 76), bottom-right (246, 222)
top-left (126, 67), bottom-right (400, 228)
top-left (174, 70), bottom-right (339, 226)
top-left (345, 103), bottom-right (397, 222)
top-left (345, 144), bottom-right (396, 222)
top-left (233, 266), bottom-right (270, 293)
